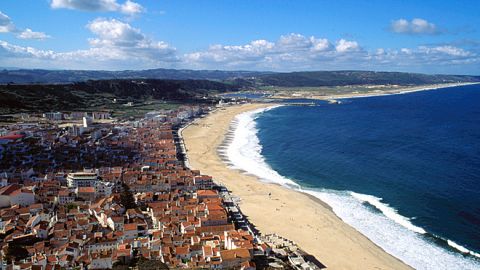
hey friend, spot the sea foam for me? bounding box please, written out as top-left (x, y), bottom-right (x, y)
top-left (226, 105), bottom-right (300, 189)
top-left (225, 106), bottom-right (480, 269)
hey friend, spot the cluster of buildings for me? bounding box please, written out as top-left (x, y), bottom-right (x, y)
top-left (0, 105), bottom-right (323, 269)
top-left (42, 112), bottom-right (110, 122)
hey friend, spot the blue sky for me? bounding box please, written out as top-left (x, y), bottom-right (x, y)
top-left (0, 0), bottom-right (479, 74)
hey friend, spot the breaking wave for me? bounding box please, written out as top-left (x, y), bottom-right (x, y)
top-left (223, 105), bottom-right (480, 269)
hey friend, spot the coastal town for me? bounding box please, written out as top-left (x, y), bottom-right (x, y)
top-left (0, 102), bottom-right (323, 269)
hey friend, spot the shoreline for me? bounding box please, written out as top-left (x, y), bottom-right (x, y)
top-left (266, 82), bottom-right (480, 101)
top-left (181, 103), bottom-right (413, 269)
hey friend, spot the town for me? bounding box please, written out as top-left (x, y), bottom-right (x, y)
top-left (0, 104), bottom-right (322, 269)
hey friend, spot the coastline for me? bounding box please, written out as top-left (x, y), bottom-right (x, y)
top-left (181, 103), bottom-right (412, 269)
top-left (269, 82), bottom-right (479, 101)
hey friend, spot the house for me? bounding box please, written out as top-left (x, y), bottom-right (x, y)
top-left (194, 175), bottom-right (214, 190)
top-left (220, 248), bottom-right (251, 269)
top-left (123, 223), bottom-right (138, 239)
top-left (33, 222), bottom-right (49, 239)
top-left (197, 190), bottom-right (219, 201)
top-left (107, 216), bottom-right (124, 231)
top-left (56, 189), bottom-right (75, 205)
top-left (95, 181), bottom-right (113, 198)
top-left (90, 251), bottom-right (113, 269)
top-left (0, 184), bottom-right (35, 207)
top-left (76, 187), bottom-right (96, 202)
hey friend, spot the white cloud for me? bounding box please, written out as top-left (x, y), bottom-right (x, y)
top-left (185, 33), bottom-right (340, 69)
top-left (184, 35), bottom-right (479, 71)
top-left (51, 0), bottom-right (144, 15)
top-left (0, 29), bottom-right (478, 72)
top-left (0, 11), bottom-right (51, 40)
top-left (370, 45), bottom-right (476, 69)
top-left (335, 39), bottom-right (359, 53)
top-left (85, 18), bottom-right (176, 60)
top-left (17, 29), bottom-right (51, 40)
top-left (0, 41), bottom-right (56, 58)
top-left (184, 34), bottom-right (365, 70)
top-left (391, 19), bottom-right (409, 33)
top-left (419, 45), bottom-right (471, 57)
top-left (120, 0), bottom-right (143, 15)
top-left (0, 11), bottom-right (16, 33)
top-left (87, 18), bottom-right (144, 46)
top-left (311, 38), bottom-right (331, 52)
top-left (401, 48), bottom-right (412, 55)
top-left (0, 18), bottom-right (177, 69)
top-left (391, 18), bottom-right (438, 35)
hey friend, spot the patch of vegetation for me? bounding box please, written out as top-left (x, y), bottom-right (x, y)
top-left (0, 79), bottom-right (237, 114)
top-left (120, 183), bottom-right (137, 210)
top-left (0, 68), bottom-right (271, 84)
top-left (255, 70), bottom-right (480, 87)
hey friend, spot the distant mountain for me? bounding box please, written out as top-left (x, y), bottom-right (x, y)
top-left (254, 71), bottom-right (480, 87)
top-left (0, 68), bottom-right (478, 86)
top-left (0, 68), bottom-right (270, 84)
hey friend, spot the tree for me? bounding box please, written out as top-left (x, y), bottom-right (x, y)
top-left (120, 183), bottom-right (136, 210)
top-left (4, 244), bottom-right (29, 263)
top-left (66, 203), bottom-right (77, 210)
top-left (137, 257), bottom-right (169, 270)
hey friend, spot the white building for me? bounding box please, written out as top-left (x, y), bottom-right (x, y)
top-left (92, 112), bottom-right (110, 120)
top-left (43, 112), bottom-right (63, 121)
top-left (56, 188), bottom-right (75, 204)
top-left (0, 184), bottom-right (35, 208)
top-left (83, 116), bottom-right (93, 128)
top-left (90, 253), bottom-right (113, 269)
top-left (67, 171), bottom-right (98, 188)
top-left (0, 173), bottom-right (8, 187)
top-left (96, 181), bottom-right (114, 198)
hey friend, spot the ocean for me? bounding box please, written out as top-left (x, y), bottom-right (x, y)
top-left (225, 84), bottom-right (480, 269)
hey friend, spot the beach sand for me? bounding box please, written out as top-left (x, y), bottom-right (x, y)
top-left (271, 82), bottom-right (479, 101)
top-left (182, 103), bottom-right (412, 269)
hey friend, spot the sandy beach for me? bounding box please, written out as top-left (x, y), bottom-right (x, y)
top-left (182, 103), bottom-right (412, 270)
top-left (270, 82), bottom-right (479, 101)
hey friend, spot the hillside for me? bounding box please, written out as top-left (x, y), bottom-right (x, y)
top-left (0, 79), bottom-right (238, 114)
top-left (255, 71), bottom-right (480, 87)
top-left (0, 68), bottom-right (269, 84)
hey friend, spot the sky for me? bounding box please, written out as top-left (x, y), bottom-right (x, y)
top-left (0, 0), bottom-right (479, 74)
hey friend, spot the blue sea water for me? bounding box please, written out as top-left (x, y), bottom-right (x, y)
top-left (225, 84), bottom-right (480, 269)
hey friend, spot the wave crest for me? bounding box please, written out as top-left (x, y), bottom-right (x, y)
top-left (350, 192), bottom-right (427, 234)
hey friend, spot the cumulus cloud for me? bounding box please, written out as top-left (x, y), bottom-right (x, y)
top-left (0, 18), bottom-right (177, 69)
top-left (0, 29), bottom-right (478, 72)
top-left (51, 0), bottom-right (144, 15)
top-left (87, 18), bottom-right (144, 47)
top-left (183, 34), bottom-right (478, 71)
top-left (85, 18), bottom-right (176, 60)
top-left (391, 18), bottom-right (438, 35)
top-left (0, 11), bottom-right (51, 40)
top-left (184, 34), bottom-right (367, 70)
top-left (0, 11), bottom-right (16, 33)
top-left (419, 45), bottom-right (471, 57)
top-left (17, 28), bottom-right (51, 40)
top-left (335, 39), bottom-right (359, 53)
top-left (120, 0), bottom-right (143, 15)
top-left (369, 45), bottom-right (476, 70)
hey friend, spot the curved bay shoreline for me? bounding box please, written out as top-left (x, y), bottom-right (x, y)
top-left (181, 103), bottom-right (412, 269)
